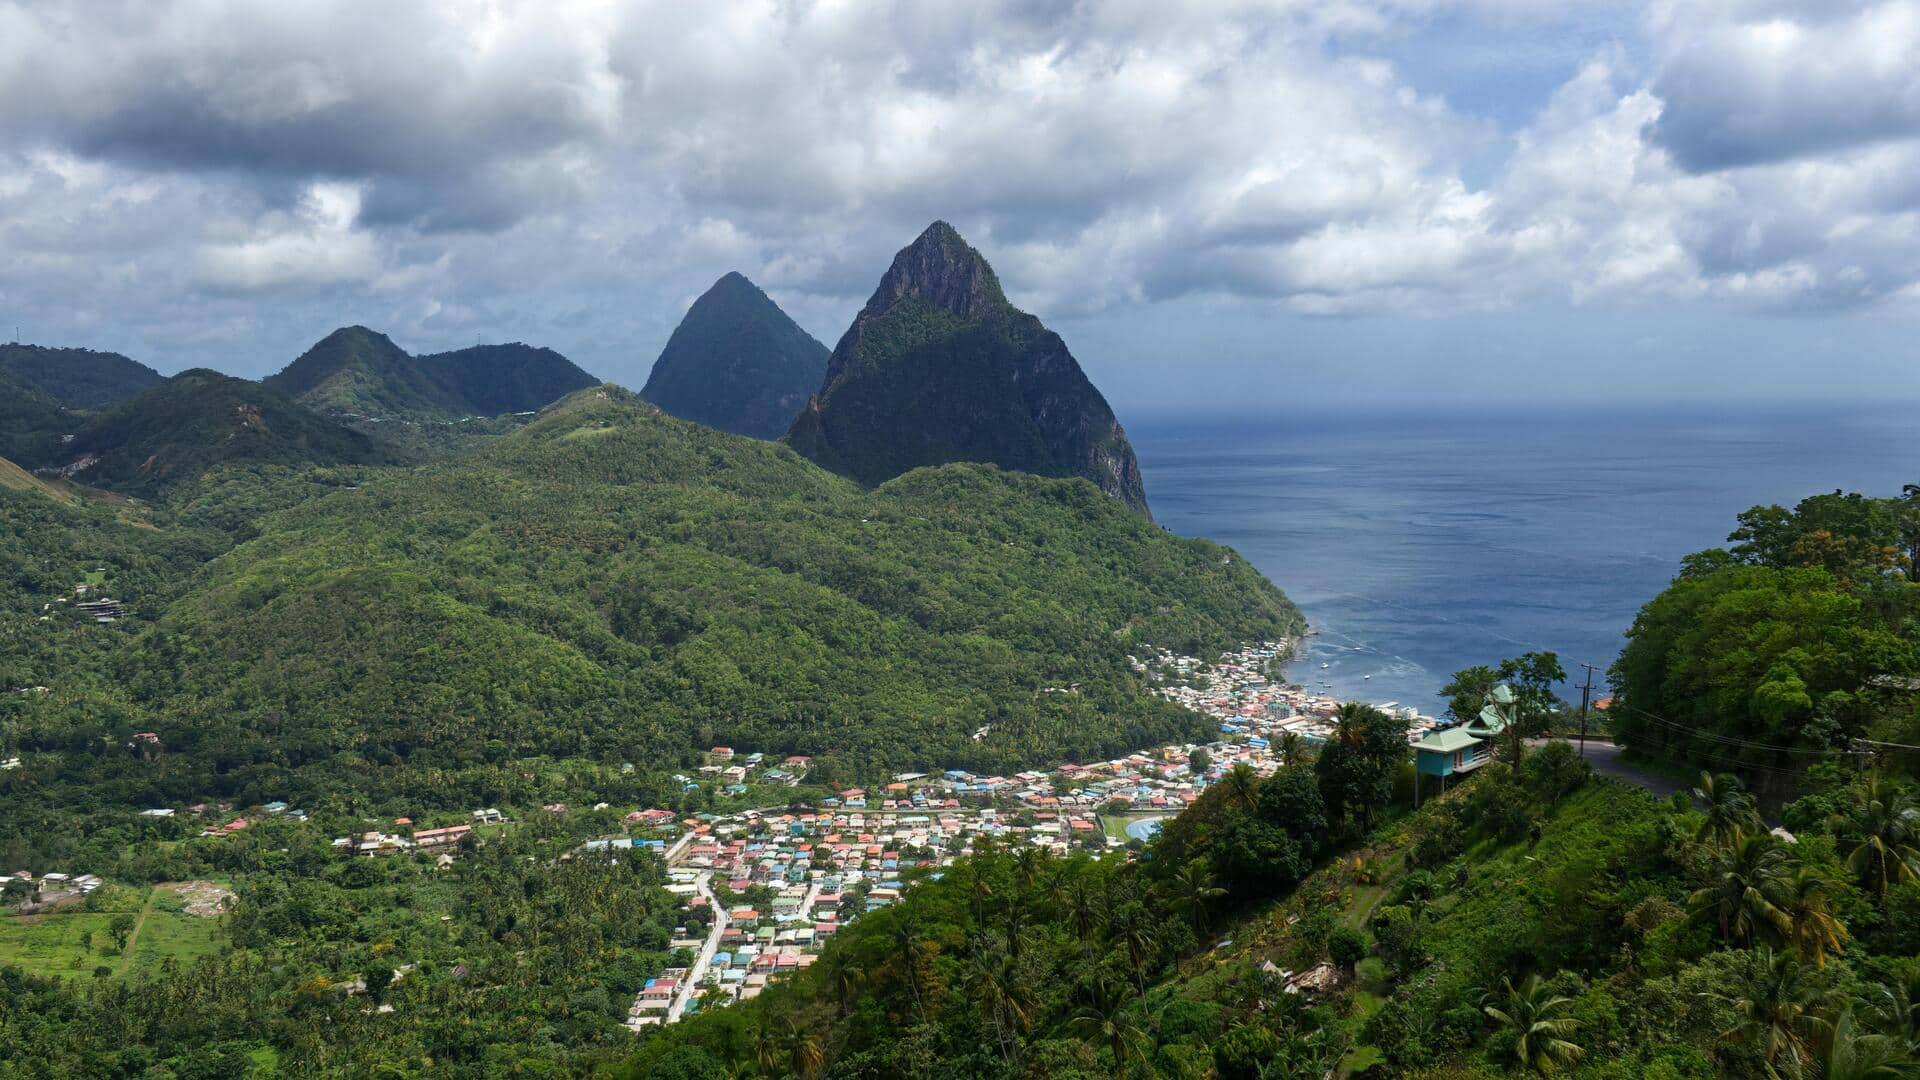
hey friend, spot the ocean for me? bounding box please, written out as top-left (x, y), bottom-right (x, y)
top-left (1129, 402), bottom-right (1920, 714)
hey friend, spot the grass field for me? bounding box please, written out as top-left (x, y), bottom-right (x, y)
top-left (1096, 812), bottom-right (1172, 841)
top-left (0, 883), bottom-right (226, 979)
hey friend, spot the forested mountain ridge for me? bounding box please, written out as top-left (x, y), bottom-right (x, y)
top-left (786, 222), bottom-right (1152, 517)
top-left (0, 369), bottom-right (79, 467)
top-left (7, 384), bottom-right (1297, 812)
top-left (265, 325), bottom-right (598, 419)
top-left (54, 368), bottom-right (390, 497)
top-left (641, 272), bottom-right (830, 439)
top-left (0, 342), bottom-right (164, 408)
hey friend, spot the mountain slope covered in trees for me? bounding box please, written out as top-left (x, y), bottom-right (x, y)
top-left (642, 272), bottom-right (830, 439)
top-left (9, 386), bottom-right (1297, 811)
top-left (787, 222), bottom-right (1152, 516)
top-left (0, 370), bottom-right (79, 467)
top-left (266, 326), bottom-right (598, 419)
top-left (56, 369), bottom-right (391, 497)
top-left (0, 343), bottom-right (164, 408)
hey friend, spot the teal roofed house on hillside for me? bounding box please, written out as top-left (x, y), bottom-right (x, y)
top-left (1413, 684), bottom-right (1515, 803)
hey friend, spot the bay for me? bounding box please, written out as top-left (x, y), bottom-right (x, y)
top-left (1128, 402), bottom-right (1920, 714)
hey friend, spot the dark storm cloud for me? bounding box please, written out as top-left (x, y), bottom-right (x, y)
top-left (0, 1), bottom-right (619, 230)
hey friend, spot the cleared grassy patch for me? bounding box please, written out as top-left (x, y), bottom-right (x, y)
top-left (0, 884), bottom-right (226, 979)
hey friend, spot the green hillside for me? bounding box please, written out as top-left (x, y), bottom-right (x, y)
top-left (266, 326), bottom-right (598, 419)
top-left (0, 454), bottom-right (71, 504)
top-left (72, 386), bottom-right (1294, 809)
top-left (0, 343), bottom-right (164, 408)
top-left (1609, 488), bottom-right (1920, 792)
top-left (0, 371), bottom-right (78, 466)
top-left (625, 745), bottom-right (1920, 1080)
top-left (642, 271), bottom-right (829, 439)
top-left (57, 369), bottom-right (390, 497)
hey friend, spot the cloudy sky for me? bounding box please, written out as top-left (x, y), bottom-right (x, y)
top-left (3, 0), bottom-right (1918, 412)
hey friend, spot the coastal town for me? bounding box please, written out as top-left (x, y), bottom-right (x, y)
top-left (617, 640), bottom-right (1447, 1028)
top-left (5, 636), bottom-right (1449, 1034)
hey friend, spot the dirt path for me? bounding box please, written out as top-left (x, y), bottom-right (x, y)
top-left (116, 887), bottom-right (160, 975)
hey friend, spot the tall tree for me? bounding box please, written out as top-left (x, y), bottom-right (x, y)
top-left (1693, 771), bottom-right (1764, 846)
top-left (1710, 946), bottom-right (1825, 1078)
top-left (1481, 973), bottom-right (1583, 1076)
top-left (1829, 776), bottom-right (1920, 904)
top-left (1689, 834), bottom-right (1796, 948)
top-left (1163, 859), bottom-right (1228, 939)
top-left (1072, 978), bottom-right (1147, 1078)
top-left (1315, 702), bottom-right (1407, 832)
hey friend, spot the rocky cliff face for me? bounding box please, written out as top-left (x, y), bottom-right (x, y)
top-left (641, 272), bottom-right (829, 439)
top-left (786, 222), bottom-right (1150, 517)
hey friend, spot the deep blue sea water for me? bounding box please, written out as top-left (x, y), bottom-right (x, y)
top-left (1128, 403), bottom-right (1920, 714)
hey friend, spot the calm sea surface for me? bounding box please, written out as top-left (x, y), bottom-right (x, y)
top-left (1128, 403), bottom-right (1920, 713)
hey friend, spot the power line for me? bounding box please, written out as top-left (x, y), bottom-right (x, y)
top-left (1613, 703), bottom-right (1830, 755)
top-left (1855, 736), bottom-right (1920, 752)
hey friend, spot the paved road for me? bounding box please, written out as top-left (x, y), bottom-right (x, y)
top-left (667, 872), bottom-right (727, 1023)
top-left (1532, 738), bottom-right (1687, 800)
top-left (662, 830), bottom-right (695, 865)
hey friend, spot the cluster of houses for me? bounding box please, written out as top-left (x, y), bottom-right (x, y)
top-left (36, 578), bottom-right (126, 624)
top-left (3, 868), bottom-right (104, 907)
top-left (1138, 642), bottom-right (1445, 750)
top-left (689, 748), bottom-right (811, 796)
top-left (330, 819), bottom-right (484, 863)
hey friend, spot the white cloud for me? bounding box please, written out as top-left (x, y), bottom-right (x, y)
top-left (196, 182), bottom-right (386, 292)
top-left (0, 0), bottom-right (1916, 387)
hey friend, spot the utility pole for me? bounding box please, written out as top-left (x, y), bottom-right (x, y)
top-left (1576, 663), bottom-right (1599, 758)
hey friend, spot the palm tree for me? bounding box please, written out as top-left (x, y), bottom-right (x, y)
top-left (1165, 858), bottom-right (1228, 939)
top-left (966, 865), bottom-right (996, 931)
top-left (1709, 946), bottom-right (1824, 1078)
top-left (1868, 961), bottom-right (1920, 1055)
top-left (1693, 771), bottom-right (1763, 846)
top-left (783, 1016), bottom-right (826, 1079)
top-left (1073, 977), bottom-right (1147, 1077)
top-left (969, 948), bottom-right (1035, 1063)
top-left (1055, 875), bottom-right (1106, 963)
top-left (817, 945), bottom-right (864, 1018)
top-left (889, 914), bottom-right (931, 1028)
top-left (751, 1019), bottom-right (783, 1076)
top-left (1811, 1004), bottom-right (1910, 1080)
top-left (1219, 763), bottom-right (1260, 814)
top-left (1110, 901), bottom-right (1157, 993)
top-left (1482, 973), bottom-right (1583, 1076)
top-left (1276, 731), bottom-right (1306, 767)
top-left (1013, 847), bottom-right (1050, 893)
top-left (1829, 775), bottom-right (1920, 904)
top-left (1786, 864), bottom-right (1850, 967)
top-left (1689, 833), bottom-right (1796, 947)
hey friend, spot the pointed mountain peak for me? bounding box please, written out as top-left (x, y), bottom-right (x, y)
top-left (641, 272), bottom-right (830, 440)
top-left (789, 222), bottom-right (1149, 516)
top-left (694, 271), bottom-right (774, 309)
top-left (866, 220), bottom-right (1006, 321)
